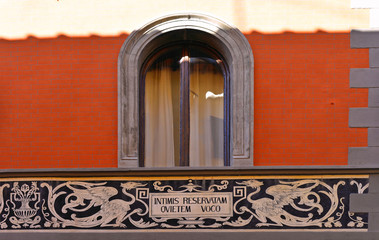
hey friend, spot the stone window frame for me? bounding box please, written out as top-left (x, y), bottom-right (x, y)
top-left (118, 13), bottom-right (254, 168)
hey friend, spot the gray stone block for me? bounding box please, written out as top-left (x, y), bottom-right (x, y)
top-left (369, 89), bottom-right (379, 107)
top-left (370, 48), bottom-right (379, 68)
top-left (349, 108), bottom-right (379, 127)
top-left (350, 193), bottom-right (379, 212)
top-left (350, 68), bottom-right (379, 88)
top-left (348, 147), bottom-right (379, 166)
top-left (369, 212), bottom-right (379, 232)
top-left (351, 29), bottom-right (379, 48)
top-left (369, 128), bottom-right (379, 146)
top-left (369, 174), bottom-right (379, 193)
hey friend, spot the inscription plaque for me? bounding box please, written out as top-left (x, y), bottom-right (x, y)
top-left (149, 192), bottom-right (233, 217)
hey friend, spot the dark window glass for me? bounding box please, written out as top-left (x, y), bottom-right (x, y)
top-left (140, 45), bottom-right (229, 167)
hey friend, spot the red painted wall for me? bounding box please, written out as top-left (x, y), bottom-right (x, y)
top-left (250, 32), bottom-right (368, 165)
top-left (0, 32), bottom-right (368, 168)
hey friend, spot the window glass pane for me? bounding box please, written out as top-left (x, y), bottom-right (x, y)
top-left (189, 55), bottom-right (224, 167)
top-left (145, 50), bottom-right (181, 167)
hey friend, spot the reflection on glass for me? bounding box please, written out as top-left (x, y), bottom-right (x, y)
top-left (206, 91), bottom-right (224, 99)
top-left (190, 57), bottom-right (224, 167)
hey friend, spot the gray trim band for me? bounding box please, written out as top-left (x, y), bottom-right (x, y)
top-left (0, 166), bottom-right (379, 178)
top-left (0, 230), bottom-right (377, 240)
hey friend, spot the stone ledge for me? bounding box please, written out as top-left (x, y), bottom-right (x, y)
top-left (349, 108), bottom-right (379, 127)
top-left (351, 29), bottom-right (379, 48)
top-left (350, 68), bottom-right (379, 88)
top-left (2, 231), bottom-right (379, 240)
top-left (2, 166), bottom-right (379, 178)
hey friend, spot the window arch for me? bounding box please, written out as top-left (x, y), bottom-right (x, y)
top-left (118, 13), bottom-right (254, 167)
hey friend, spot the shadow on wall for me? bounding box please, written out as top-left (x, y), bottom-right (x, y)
top-left (0, 31), bottom-right (369, 169)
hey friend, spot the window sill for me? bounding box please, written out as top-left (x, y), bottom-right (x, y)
top-left (1, 165), bottom-right (379, 177)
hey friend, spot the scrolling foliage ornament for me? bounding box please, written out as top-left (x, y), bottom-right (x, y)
top-left (0, 177), bottom-right (369, 230)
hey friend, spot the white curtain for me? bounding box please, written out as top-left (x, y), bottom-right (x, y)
top-left (145, 59), bottom-right (224, 167)
top-left (190, 61), bottom-right (224, 167)
top-left (145, 61), bottom-right (176, 167)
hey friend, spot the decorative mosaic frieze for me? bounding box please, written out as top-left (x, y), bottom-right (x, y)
top-left (0, 176), bottom-right (368, 230)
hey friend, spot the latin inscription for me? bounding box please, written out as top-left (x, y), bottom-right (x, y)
top-left (149, 193), bottom-right (233, 217)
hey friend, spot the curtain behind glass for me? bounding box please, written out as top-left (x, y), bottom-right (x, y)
top-left (145, 59), bottom-right (179, 167)
top-left (145, 52), bottom-right (224, 167)
top-left (190, 59), bottom-right (224, 167)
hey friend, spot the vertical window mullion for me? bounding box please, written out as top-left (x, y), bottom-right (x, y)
top-left (180, 47), bottom-right (190, 166)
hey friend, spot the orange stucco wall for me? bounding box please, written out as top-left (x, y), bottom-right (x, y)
top-left (0, 32), bottom-right (368, 168)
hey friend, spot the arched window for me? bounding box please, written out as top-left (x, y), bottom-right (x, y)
top-left (141, 44), bottom-right (230, 167)
top-left (118, 13), bottom-right (254, 168)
